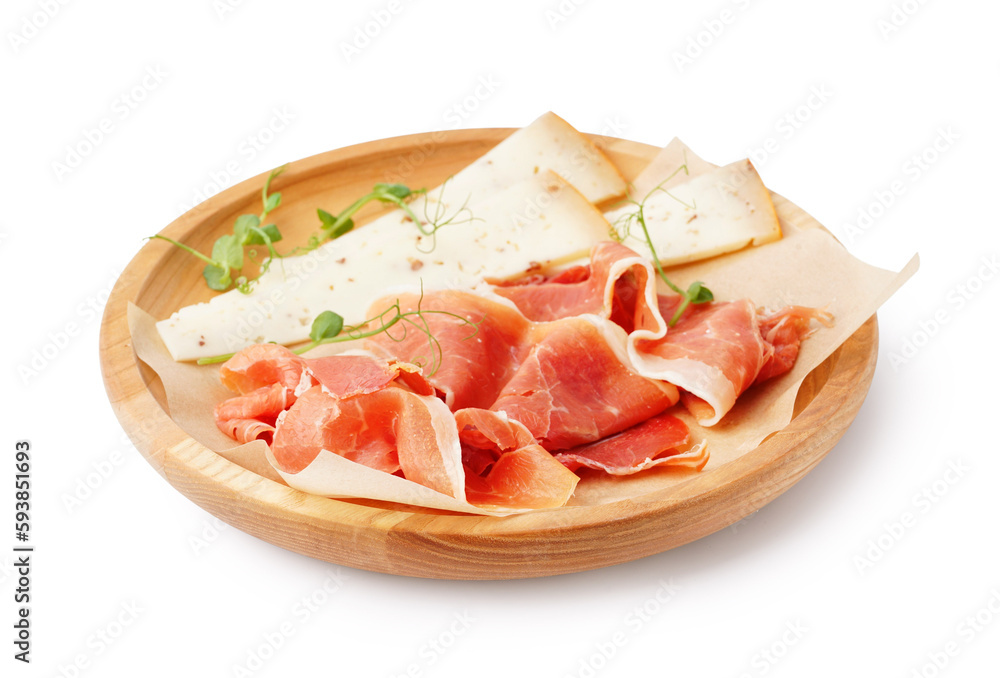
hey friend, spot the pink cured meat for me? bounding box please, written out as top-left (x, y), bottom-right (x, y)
top-left (489, 318), bottom-right (678, 450)
top-left (454, 409), bottom-right (579, 509)
top-left (270, 385), bottom-right (460, 498)
top-left (214, 348), bottom-right (460, 496)
top-left (493, 241), bottom-right (832, 426)
top-left (554, 412), bottom-right (707, 475)
top-left (493, 240), bottom-right (664, 337)
top-left (636, 296), bottom-right (833, 425)
top-left (366, 290), bottom-right (531, 411)
top-left (366, 290), bottom-right (679, 451)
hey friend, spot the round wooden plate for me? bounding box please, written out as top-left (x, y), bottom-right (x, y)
top-left (100, 128), bottom-right (877, 579)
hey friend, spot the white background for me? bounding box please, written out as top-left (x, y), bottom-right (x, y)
top-left (3, 0), bottom-right (999, 676)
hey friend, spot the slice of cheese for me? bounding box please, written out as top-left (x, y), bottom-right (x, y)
top-left (156, 112), bottom-right (626, 361)
top-left (445, 111), bottom-right (626, 205)
top-left (604, 159), bottom-right (782, 268)
top-left (628, 137), bottom-right (718, 198)
top-left (157, 171), bottom-right (612, 361)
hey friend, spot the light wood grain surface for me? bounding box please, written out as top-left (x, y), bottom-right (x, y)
top-left (99, 129), bottom-right (877, 579)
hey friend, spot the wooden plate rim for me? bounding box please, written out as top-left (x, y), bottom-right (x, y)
top-left (99, 128), bottom-right (877, 576)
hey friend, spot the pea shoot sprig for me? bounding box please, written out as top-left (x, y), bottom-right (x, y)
top-left (315, 183), bottom-right (425, 242)
top-left (308, 178), bottom-right (477, 254)
top-left (151, 165), bottom-right (288, 293)
top-left (612, 160), bottom-right (714, 326)
top-left (197, 288), bottom-right (482, 378)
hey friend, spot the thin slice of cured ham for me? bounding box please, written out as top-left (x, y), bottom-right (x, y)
top-left (214, 347), bottom-right (464, 499)
top-left (366, 290), bottom-right (532, 410)
top-left (489, 318), bottom-right (678, 449)
top-left (366, 290), bottom-right (679, 450)
top-left (634, 296), bottom-right (833, 425)
top-left (214, 382), bottom-right (293, 444)
top-left (219, 343), bottom-right (309, 394)
top-left (455, 410), bottom-right (579, 509)
top-left (305, 353), bottom-right (435, 398)
top-left (492, 241), bottom-right (833, 426)
top-left (214, 344), bottom-right (308, 444)
top-left (271, 385), bottom-right (464, 499)
top-left (554, 411), bottom-right (708, 475)
top-left (493, 240), bottom-right (664, 339)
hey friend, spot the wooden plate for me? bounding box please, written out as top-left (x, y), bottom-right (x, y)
top-left (99, 128), bottom-right (877, 579)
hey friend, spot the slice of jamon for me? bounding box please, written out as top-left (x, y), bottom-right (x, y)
top-left (367, 290), bottom-right (678, 450)
top-left (306, 353), bottom-right (435, 398)
top-left (494, 241), bottom-right (833, 427)
top-left (635, 297), bottom-right (834, 425)
top-left (490, 318), bottom-right (679, 450)
top-left (214, 348), bottom-right (457, 493)
top-left (455, 409), bottom-right (578, 509)
top-left (492, 241), bottom-right (664, 338)
top-left (271, 385), bottom-right (464, 498)
top-left (755, 306), bottom-right (834, 384)
top-left (214, 382), bottom-right (293, 444)
top-left (218, 343), bottom-right (309, 394)
top-left (365, 290), bottom-right (531, 410)
top-left (554, 411), bottom-right (708, 475)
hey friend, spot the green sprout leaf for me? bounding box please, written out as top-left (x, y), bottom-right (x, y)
top-left (309, 311), bottom-right (345, 342)
top-left (687, 281), bottom-right (713, 304)
top-left (233, 214), bottom-right (260, 243)
top-left (202, 264), bottom-right (231, 290)
top-left (245, 223), bottom-right (282, 245)
top-left (211, 234), bottom-right (243, 271)
top-left (374, 183), bottom-right (413, 200)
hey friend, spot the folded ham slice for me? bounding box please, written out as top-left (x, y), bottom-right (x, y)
top-left (491, 241), bottom-right (833, 425)
top-left (214, 345), bottom-right (465, 499)
top-left (455, 410), bottom-right (579, 509)
top-left (365, 289), bottom-right (679, 452)
top-left (554, 412), bottom-right (707, 475)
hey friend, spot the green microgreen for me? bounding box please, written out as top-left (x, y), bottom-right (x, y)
top-left (150, 164), bottom-right (289, 293)
top-left (315, 183), bottom-right (426, 243)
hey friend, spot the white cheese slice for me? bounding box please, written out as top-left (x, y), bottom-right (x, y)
top-left (444, 111), bottom-right (626, 205)
top-left (604, 159), bottom-right (782, 268)
top-left (156, 112), bottom-right (625, 361)
top-left (156, 171), bottom-right (611, 361)
top-left (628, 137), bottom-right (718, 198)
